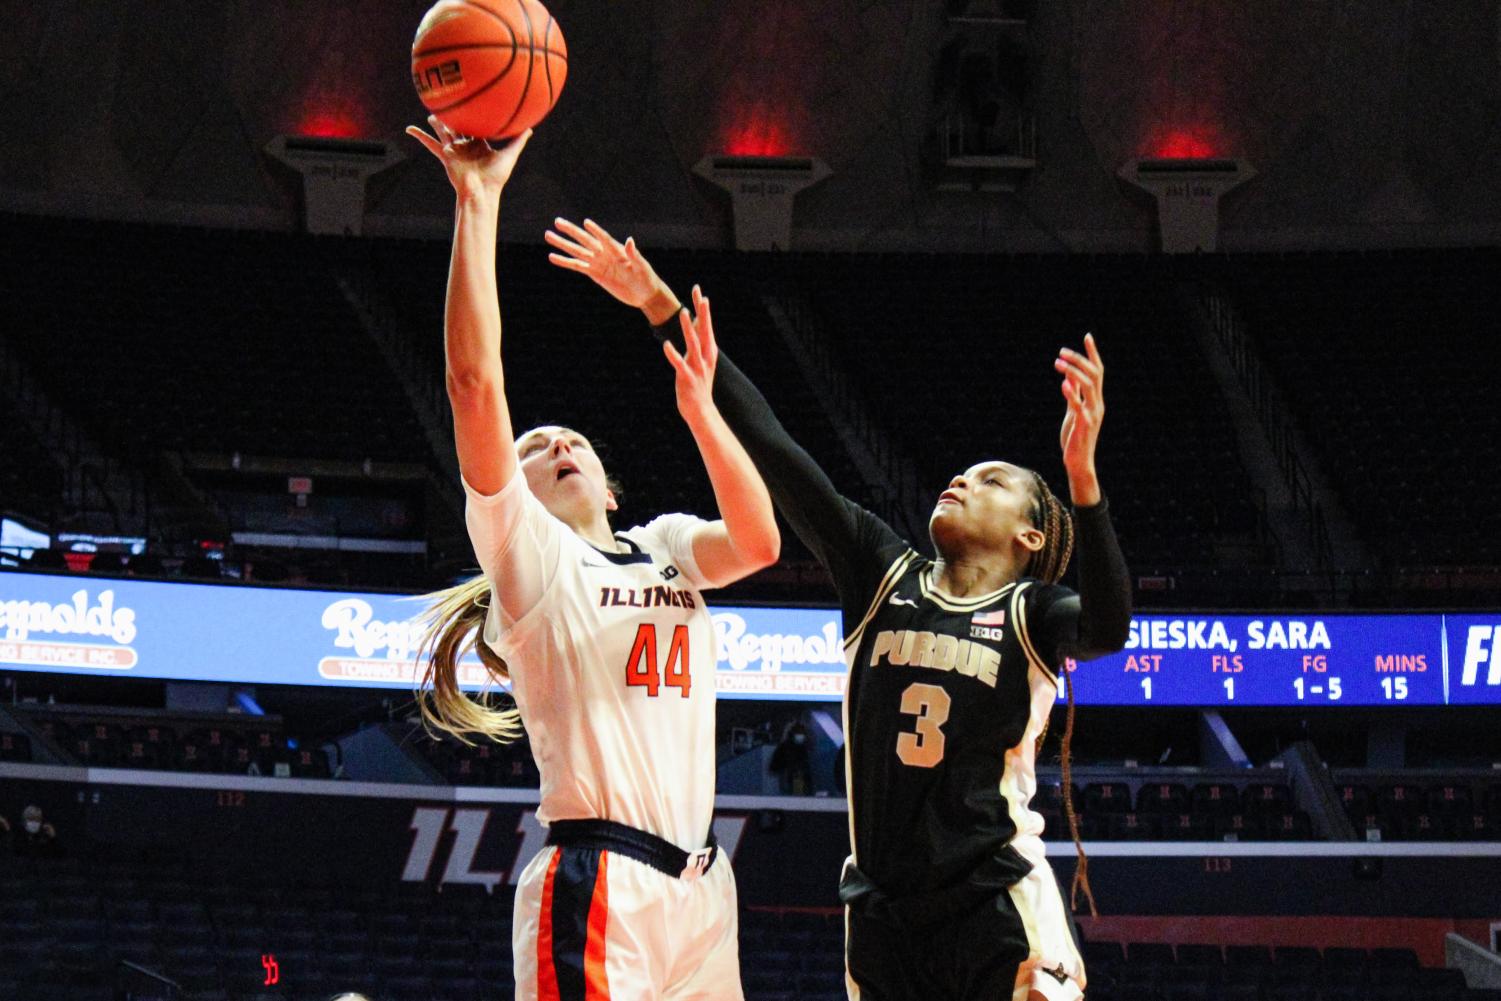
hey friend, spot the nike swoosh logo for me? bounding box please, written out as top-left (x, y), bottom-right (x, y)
top-left (580, 557), bottom-right (611, 569)
top-left (888, 594), bottom-right (917, 607)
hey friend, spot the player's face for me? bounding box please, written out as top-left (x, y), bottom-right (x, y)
top-left (515, 425), bottom-right (617, 525)
top-left (928, 460), bottom-right (1044, 560)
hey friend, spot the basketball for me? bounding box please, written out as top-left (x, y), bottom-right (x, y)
top-left (411, 0), bottom-right (567, 141)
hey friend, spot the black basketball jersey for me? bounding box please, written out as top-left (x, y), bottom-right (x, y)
top-left (841, 549), bottom-right (1069, 901)
top-left (653, 329), bottom-right (1131, 919)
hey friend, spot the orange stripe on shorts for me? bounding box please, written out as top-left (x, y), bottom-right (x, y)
top-left (537, 847), bottom-right (563, 1001)
top-left (584, 850), bottom-right (611, 1000)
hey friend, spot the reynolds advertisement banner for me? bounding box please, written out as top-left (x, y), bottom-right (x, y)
top-left (0, 570), bottom-right (846, 702)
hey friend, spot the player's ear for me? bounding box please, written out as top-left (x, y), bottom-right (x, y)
top-left (1017, 525), bottom-right (1045, 554)
top-left (604, 488), bottom-right (619, 513)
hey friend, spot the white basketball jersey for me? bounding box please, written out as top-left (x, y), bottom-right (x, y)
top-left (464, 474), bottom-right (717, 851)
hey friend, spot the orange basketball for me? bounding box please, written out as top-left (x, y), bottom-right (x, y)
top-left (411, 0), bottom-right (567, 140)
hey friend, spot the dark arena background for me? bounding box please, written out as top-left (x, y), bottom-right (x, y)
top-left (2, 2), bottom-right (1501, 1000)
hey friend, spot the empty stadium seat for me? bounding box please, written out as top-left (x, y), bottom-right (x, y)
top-left (1160, 812), bottom-right (1214, 840)
top-left (1332, 774), bottom-right (1499, 841)
top-left (1274, 947), bottom-right (1321, 970)
top-left (1429, 783), bottom-right (1474, 816)
top-left (1127, 942), bottom-right (1176, 968)
top-left (1106, 812), bottom-right (1161, 841)
top-left (1213, 813), bottom-right (1260, 841)
top-left (1191, 782), bottom-right (1242, 816)
top-left (1137, 782), bottom-right (1190, 813)
top-left (1084, 940), bottom-right (1127, 968)
top-left (1086, 783), bottom-right (1134, 814)
top-left (6, 706), bottom-right (331, 785)
top-left (1175, 944), bottom-right (1224, 967)
top-left (0, 394), bottom-right (67, 526)
top-left (0, 732), bottom-right (32, 762)
top-left (1230, 250), bottom-right (1501, 570)
top-left (1243, 782), bottom-right (1294, 815)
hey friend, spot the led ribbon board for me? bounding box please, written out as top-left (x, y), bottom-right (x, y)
top-left (1074, 614), bottom-right (1497, 706)
top-left (1, 572), bottom-right (1497, 704)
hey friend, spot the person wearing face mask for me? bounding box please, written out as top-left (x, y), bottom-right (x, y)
top-left (769, 720), bottom-right (814, 796)
top-left (406, 120), bottom-right (781, 1001)
top-left (14, 804), bottom-right (59, 857)
top-left (547, 222), bottom-right (1133, 1001)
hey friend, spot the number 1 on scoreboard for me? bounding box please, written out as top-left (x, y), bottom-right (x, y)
top-left (1223, 677), bottom-right (1235, 701)
top-left (1141, 677), bottom-right (1152, 700)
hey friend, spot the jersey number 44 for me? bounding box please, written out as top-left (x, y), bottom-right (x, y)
top-left (624, 623), bottom-right (692, 698)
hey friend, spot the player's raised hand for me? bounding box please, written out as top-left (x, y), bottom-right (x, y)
top-left (545, 217), bottom-right (668, 310)
top-left (405, 116), bottom-right (531, 199)
top-left (1055, 333), bottom-right (1105, 505)
top-left (664, 285), bottom-right (720, 423)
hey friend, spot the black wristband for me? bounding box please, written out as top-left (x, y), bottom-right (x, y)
top-left (1073, 495), bottom-right (1110, 519)
top-left (648, 317), bottom-right (675, 344)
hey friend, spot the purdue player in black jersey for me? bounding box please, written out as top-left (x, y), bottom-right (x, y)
top-left (547, 219), bottom-right (1132, 1001)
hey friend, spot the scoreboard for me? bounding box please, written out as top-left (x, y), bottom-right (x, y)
top-left (1064, 614), bottom-right (1501, 706)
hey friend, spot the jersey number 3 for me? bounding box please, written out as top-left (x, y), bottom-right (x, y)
top-left (625, 623), bottom-right (691, 698)
top-left (896, 682), bottom-right (951, 768)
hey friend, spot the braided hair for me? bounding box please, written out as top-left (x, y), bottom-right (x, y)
top-left (1024, 470), bottom-right (1074, 586)
top-left (1024, 470), bottom-right (1097, 916)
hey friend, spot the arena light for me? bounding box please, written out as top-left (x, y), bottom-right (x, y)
top-left (723, 117), bottom-right (794, 158)
top-left (1155, 129), bottom-right (1217, 160)
top-left (294, 91), bottom-right (368, 140)
top-left (296, 110), bottom-right (364, 140)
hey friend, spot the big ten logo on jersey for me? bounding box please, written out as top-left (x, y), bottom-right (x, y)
top-left (1461, 624), bottom-right (1501, 687)
top-left (400, 807), bottom-right (747, 888)
top-left (970, 608), bottom-right (1006, 641)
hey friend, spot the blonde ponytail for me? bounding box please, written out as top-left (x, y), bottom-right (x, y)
top-left (417, 574), bottom-right (524, 744)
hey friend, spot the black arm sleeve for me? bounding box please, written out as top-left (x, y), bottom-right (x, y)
top-left (1032, 497), bottom-right (1133, 666)
top-left (649, 318), bottom-right (909, 619)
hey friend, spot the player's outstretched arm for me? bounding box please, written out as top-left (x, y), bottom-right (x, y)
top-left (544, 219), bottom-right (904, 589)
top-left (544, 217), bottom-right (680, 324)
top-left (1043, 334), bottom-right (1132, 661)
top-left (407, 117), bottom-right (533, 496)
top-left (660, 287), bottom-right (781, 585)
top-left (1055, 333), bottom-right (1106, 508)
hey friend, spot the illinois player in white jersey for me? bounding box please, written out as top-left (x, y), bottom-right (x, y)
top-left (406, 117), bottom-right (780, 1001)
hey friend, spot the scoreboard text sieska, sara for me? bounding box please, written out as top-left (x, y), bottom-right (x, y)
top-left (1060, 615), bottom-right (1501, 706)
